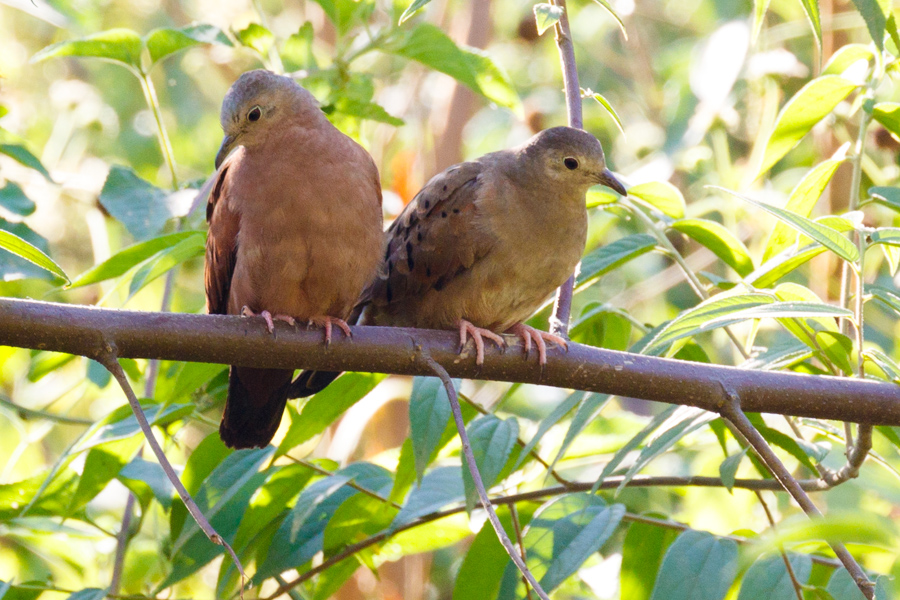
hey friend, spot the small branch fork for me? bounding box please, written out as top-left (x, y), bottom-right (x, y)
top-left (718, 386), bottom-right (874, 600)
top-left (421, 351), bottom-right (551, 600)
top-left (96, 349), bottom-right (248, 594)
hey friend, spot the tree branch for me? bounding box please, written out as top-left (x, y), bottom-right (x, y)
top-left (2, 298), bottom-right (899, 424)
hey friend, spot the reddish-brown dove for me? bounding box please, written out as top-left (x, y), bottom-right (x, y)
top-left (204, 69), bottom-right (383, 449)
top-left (361, 126), bottom-right (625, 364)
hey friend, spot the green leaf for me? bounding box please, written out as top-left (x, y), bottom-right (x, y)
top-left (746, 243), bottom-right (826, 288)
top-left (0, 183), bottom-right (35, 216)
top-left (309, 0), bottom-right (372, 34)
top-left (826, 569), bottom-right (868, 600)
top-left (461, 416), bottom-right (518, 512)
top-left (389, 24), bottom-right (520, 110)
top-left (757, 76), bottom-right (858, 177)
top-left (737, 553), bottom-right (812, 600)
top-left (99, 165), bottom-right (189, 240)
top-left (868, 284), bottom-right (900, 316)
top-left (514, 390), bottom-right (584, 470)
top-left (816, 330), bottom-right (854, 376)
top-left (277, 372), bottom-right (384, 455)
top-left (333, 98), bottom-right (404, 126)
top-left (548, 393), bottom-right (611, 472)
top-left (576, 234), bottom-right (658, 289)
top-left (872, 103), bottom-right (900, 138)
top-left (0, 229), bottom-right (69, 283)
top-left (798, 0), bottom-right (823, 52)
top-left (162, 447), bottom-right (273, 589)
top-left (145, 24), bottom-right (231, 65)
top-left (719, 447), bottom-right (749, 492)
top-left (621, 515), bottom-right (679, 600)
top-left (0, 144), bottom-right (52, 180)
top-left (752, 0), bottom-right (772, 41)
top-left (822, 44), bottom-right (874, 76)
top-left (615, 408), bottom-right (717, 494)
top-left (650, 530), bottom-right (738, 600)
top-left (453, 506), bottom-right (533, 600)
top-left (629, 181), bottom-right (685, 218)
top-left (869, 187), bottom-right (900, 213)
top-left (533, 3), bottom-right (564, 35)
top-left (718, 187), bottom-right (859, 262)
top-left (523, 494), bottom-right (625, 592)
top-left (67, 231), bottom-right (202, 289)
top-left (32, 29), bottom-right (143, 70)
top-left (851, 0), bottom-right (891, 50)
top-left (125, 234), bottom-right (205, 300)
top-left (117, 457), bottom-right (175, 510)
top-left (763, 151), bottom-right (847, 262)
top-left (399, 0), bottom-right (433, 23)
top-left (589, 0), bottom-right (628, 38)
top-left (282, 23), bottom-right (316, 72)
top-left (589, 91), bottom-right (626, 134)
top-left (234, 23), bottom-right (274, 57)
top-left (865, 348), bottom-right (900, 383)
top-left (868, 227), bottom-right (900, 248)
top-left (671, 218), bottom-right (754, 277)
top-left (392, 466), bottom-right (464, 528)
top-left (409, 376), bottom-right (453, 482)
top-left (68, 437), bottom-right (140, 514)
top-left (65, 589), bottom-right (107, 600)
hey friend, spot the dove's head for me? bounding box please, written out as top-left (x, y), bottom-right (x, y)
top-left (216, 69), bottom-right (320, 168)
top-left (523, 127), bottom-right (626, 196)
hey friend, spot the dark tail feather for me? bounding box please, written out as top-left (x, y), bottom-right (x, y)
top-left (220, 366), bottom-right (293, 449)
top-left (287, 370), bottom-right (341, 398)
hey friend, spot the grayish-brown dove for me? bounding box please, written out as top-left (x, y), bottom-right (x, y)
top-left (204, 69), bottom-right (383, 449)
top-left (295, 126), bottom-right (625, 397)
top-left (362, 126), bottom-right (625, 364)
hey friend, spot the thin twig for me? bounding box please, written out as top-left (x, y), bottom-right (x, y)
top-left (0, 395), bottom-right (93, 425)
top-left (421, 351), bottom-right (551, 600)
top-left (263, 475), bottom-right (842, 599)
top-left (548, 0), bottom-right (582, 337)
top-left (718, 388), bottom-right (874, 599)
top-left (285, 455), bottom-right (402, 509)
top-left (510, 503), bottom-right (535, 600)
top-left (755, 490), bottom-right (804, 600)
top-left (97, 352), bottom-right (248, 593)
top-left (109, 491), bottom-right (136, 596)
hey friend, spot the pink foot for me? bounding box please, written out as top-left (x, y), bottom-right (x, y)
top-left (506, 323), bottom-right (568, 365)
top-left (458, 319), bottom-right (505, 365)
top-left (308, 315), bottom-right (352, 345)
top-left (241, 306), bottom-right (298, 334)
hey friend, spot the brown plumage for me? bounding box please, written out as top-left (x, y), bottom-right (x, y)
top-left (361, 126), bottom-right (626, 363)
top-left (204, 70), bottom-right (383, 449)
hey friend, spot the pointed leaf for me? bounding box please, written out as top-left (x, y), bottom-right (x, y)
top-left (869, 187), bottom-right (900, 213)
top-left (763, 151), bottom-right (847, 262)
top-left (0, 144), bottom-right (52, 180)
top-left (872, 102), bottom-right (900, 138)
top-left (409, 376), bottom-right (453, 482)
top-left (533, 3), bottom-right (564, 35)
top-left (816, 330), bottom-right (854, 375)
top-left (0, 229), bottom-right (69, 283)
top-left (589, 91), bottom-right (625, 134)
top-left (0, 182), bottom-right (35, 216)
top-left (392, 466), bottom-right (465, 528)
top-left (823, 44), bottom-right (873, 76)
top-left (576, 234), bottom-right (658, 289)
top-left (514, 390), bottom-right (583, 470)
top-left (145, 24), bottom-right (231, 65)
top-left (99, 165), bottom-right (185, 240)
top-left (389, 24), bottom-right (520, 110)
top-left (718, 187), bottom-right (858, 262)
top-left (737, 553), bottom-right (812, 600)
top-left (32, 29), bottom-right (143, 69)
top-left (594, 405), bottom-right (679, 489)
top-left (746, 243), bottom-right (825, 288)
top-left (851, 0), bottom-right (891, 50)
top-left (399, 0), bottom-right (434, 23)
top-left (461, 415), bottom-right (518, 511)
top-left (650, 530), bottom-right (738, 600)
top-left (798, 0), bottom-right (823, 51)
top-left (523, 494), bottom-right (625, 592)
top-left (753, 0), bottom-right (772, 42)
top-left (671, 218), bottom-right (754, 276)
top-left (621, 516), bottom-right (679, 600)
top-left (629, 181), bottom-right (685, 218)
top-left (826, 569), bottom-right (868, 600)
top-left (757, 76), bottom-right (858, 177)
top-left (589, 0), bottom-right (628, 38)
top-left (719, 447), bottom-right (749, 492)
top-left (234, 23), bottom-right (274, 57)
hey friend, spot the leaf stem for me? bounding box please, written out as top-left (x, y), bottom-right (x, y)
top-left (137, 73), bottom-right (179, 190)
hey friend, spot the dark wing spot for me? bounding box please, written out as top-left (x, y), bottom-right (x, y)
top-left (423, 200), bottom-right (430, 209)
top-left (417, 230), bottom-right (423, 242)
top-left (453, 208), bottom-right (460, 214)
top-left (405, 241), bottom-right (414, 270)
top-left (443, 185), bottom-right (448, 191)
top-left (441, 211), bottom-right (447, 218)
top-left (386, 283), bottom-right (393, 303)
top-left (426, 266), bottom-right (432, 277)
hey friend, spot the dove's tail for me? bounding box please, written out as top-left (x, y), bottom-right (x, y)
top-left (219, 366), bottom-right (293, 449)
top-left (288, 370), bottom-right (341, 398)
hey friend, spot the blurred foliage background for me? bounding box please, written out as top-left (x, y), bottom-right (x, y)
top-left (3, 0), bottom-right (900, 598)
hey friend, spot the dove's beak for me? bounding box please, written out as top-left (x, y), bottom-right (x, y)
top-left (597, 168), bottom-right (627, 196)
top-left (215, 134), bottom-right (237, 169)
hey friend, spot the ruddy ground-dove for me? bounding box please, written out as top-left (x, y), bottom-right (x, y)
top-left (363, 126), bottom-right (626, 363)
top-left (298, 126), bottom-right (625, 397)
top-left (204, 69), bottom-right (383, 449)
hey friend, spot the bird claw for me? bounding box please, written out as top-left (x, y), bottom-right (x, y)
top-left (241, 306), bottom-right (297, 334)
top-left (507, 323), bottom-right (568, 365)
top-left (308, 315), bottom-right (352, 346)
top-left (458, 319), bottom-right (505, 365)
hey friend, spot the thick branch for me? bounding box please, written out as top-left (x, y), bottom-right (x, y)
top-left (1, 298), bottom-right (899, 424)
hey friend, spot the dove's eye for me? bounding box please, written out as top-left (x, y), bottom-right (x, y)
top-left (248, 106), bottom-right (262, 122)
top-left (564, 157), bottom-right (579, 170)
